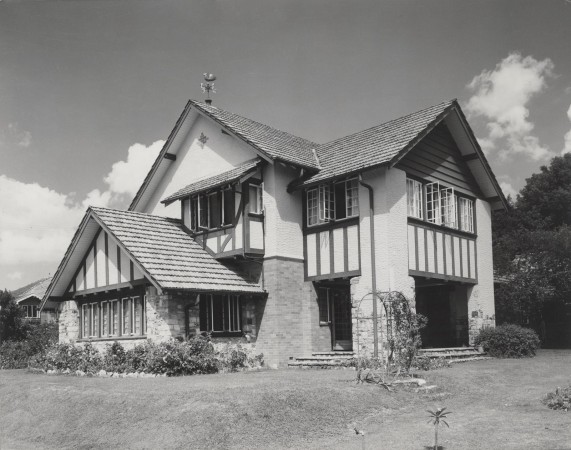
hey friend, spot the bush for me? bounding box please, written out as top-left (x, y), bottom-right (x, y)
top-left (216, 343), bottom-right (264, 372)
top-left (474, 324), bottom-right (540, 358)
top-left (543, 386), bottom-right (571, 411)
top-left (411, 355), bottom-right (451, 371)
top-left (0, 322), bottom-right (58, 369)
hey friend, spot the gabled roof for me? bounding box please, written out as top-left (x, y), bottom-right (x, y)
top-left (42, 208), bottom-right (263, 308)
top-left (162, 158), bottom-right (261, 205)
top-left (189, 100), bottom-right (320, 170)
top-left (295, 100), bottom-right (456, 187)
top-left (13, 277), bottom-right (52, 304)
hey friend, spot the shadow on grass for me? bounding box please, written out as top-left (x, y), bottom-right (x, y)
top-left (424, 447), bottom-right (446, 450)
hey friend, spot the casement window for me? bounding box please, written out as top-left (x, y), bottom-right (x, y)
top-left (187, 188), bottom-right (236, 231)
top-left (334, 178), bottom-right (359, 220)
top-left (307, 178), bottom-right (359, 226)
top-left (406, 178), bottom-right (474, 233)
top-left (21, 305), bottom-right (40, 319)
top-left (80, 295), bottom-right (144, 339)
top-left (199, 294), bottom-right (241, 334)
top-left (459, 197), bottom-right (474, 233)
top-left (406, 178), bottom-right (423, 220)
top-left (249, 183), bottom-right (263, 214)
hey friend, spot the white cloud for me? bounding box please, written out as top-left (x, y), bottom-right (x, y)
top-left (0, 140), bottom-right (163, 284)
top-left (7, 272), bottom-right (23, 281)
top-left (465, 53), bottom-right (554, 161)
top-left (562, 104), bottom-right (571, 155)
top-left (0, 123), bottom-right (32, 149)
top-left (499, 181), bottom-right (518, 200)
top-left (82, 140), bottom-right (164, 209)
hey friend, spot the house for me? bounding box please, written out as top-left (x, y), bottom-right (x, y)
top-left (13, 277), bottom-right (58, 323)
top-left (41, 98), bottom-right (507, 367)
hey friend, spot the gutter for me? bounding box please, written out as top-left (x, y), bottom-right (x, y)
top-left (358, 175), bottom-right (379, 358)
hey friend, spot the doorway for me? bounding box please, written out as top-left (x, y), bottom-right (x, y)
top-left (317, 283), bottom-right (353, 351)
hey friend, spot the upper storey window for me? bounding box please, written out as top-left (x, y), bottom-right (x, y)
top-left (407, 178), bottom-right (474, 233)
top-left (249, 183), bottom-right (263, 214)
top-left (306, 178), bottom-right (359, 227)
top-left (187, 188), bottom-right (235, 232)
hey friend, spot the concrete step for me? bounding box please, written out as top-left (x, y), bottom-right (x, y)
top-left (288, 352), bottom-right (356, 368)
top-left (418, 347), bottom-right (486, 359)
top-left (312, 351), bottom-right (355, 357)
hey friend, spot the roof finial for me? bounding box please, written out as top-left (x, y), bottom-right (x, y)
top-left (201, 73), bottom-right (216, 105)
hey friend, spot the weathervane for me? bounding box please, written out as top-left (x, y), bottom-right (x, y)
top-left (201, 73), bottom-right (216, 104)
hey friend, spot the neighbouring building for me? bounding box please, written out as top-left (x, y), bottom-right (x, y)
top-left (13, 277), bottom-right (58, 323)
top-left (41, 98), bottom-right (507, 367)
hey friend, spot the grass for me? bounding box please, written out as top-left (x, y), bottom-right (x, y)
top-left (1, 350), bottom-right (570, 449)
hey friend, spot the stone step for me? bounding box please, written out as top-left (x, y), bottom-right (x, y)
top-left (294, 355), bottom-right (355, 361)
top-left (312, 351), bottom-right (355, 357)
top-left (448, 356), bottom-right (493, 364)
top-left (418, 347), bottom-right (486, 359)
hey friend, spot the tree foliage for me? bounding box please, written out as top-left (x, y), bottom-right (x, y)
top-left (493, 155), bottom-right (571, 340)
top-left (0, 290), bottom-right (27, 343)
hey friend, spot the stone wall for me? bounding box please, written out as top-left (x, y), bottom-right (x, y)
top-left (59, 300), bottom-right (80, 343)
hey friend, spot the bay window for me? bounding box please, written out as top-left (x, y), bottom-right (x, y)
top-left (80, 294), bottom-right (144, 339)
top-left (21, 305), bottom-right (40, 319)
top-left (187, 188), bottom-right (236, 231)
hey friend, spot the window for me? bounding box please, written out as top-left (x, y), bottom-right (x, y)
top-left (317, 288), bottom-right (331, 325)
top-left (459, 197), bottom-right (474, 232)
top-left (199, 294), bottom-right (241, 334)
top-left (249, 184), bottom-right (263, 214)
top-left (307, 179), bottom-right (359, 227)
top-left (21, 305), bottom-right (40, 319)
top-left (406, 178), bottom-right (423, 220)
top-left (80, 295), bottom-right (144, 339)
top-left (406, 177), bottom-right (474, 233)
top-left (187, 188), bottom-right (236, 231)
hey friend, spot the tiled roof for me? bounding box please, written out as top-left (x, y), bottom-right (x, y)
top-left (91, 207), bottom-right (263, 294)
top-left (162, 158), bottom-right (261, 205)
top-left (13, 277), bottom-right (52, 304)
top-left (296, 99), bottom-right (456, 187)
top-left (189, 100), bottom-right (320, 170)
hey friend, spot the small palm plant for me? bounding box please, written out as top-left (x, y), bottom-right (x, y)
top-left (426, 407), bottom-right (451, 450)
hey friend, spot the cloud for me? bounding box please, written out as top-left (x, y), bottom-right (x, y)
top-left (0, 140), bottom-right (163, 280)
top-left (465, 53), bottom-right (554, 161)
top-left (0, 123), bottom-right (32, 149)
top-left (499, 181), bottom-right (518, 200)
top-left (562, 104), bottom-right (571, 155)
top-left (82, 140), bottom-right (164, 209)
top-left (7, 272), bottom-right (23, 281)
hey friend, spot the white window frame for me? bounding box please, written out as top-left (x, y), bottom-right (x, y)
top-left (459, 197), bottom-right (474, 233)
top-left (406, 178), bottom-right (424, 220)
top-left (441, 187), bottom-right (457, 228)
top-left (425, 182), bottom-right (441, 225)
top-left (307, 188), bottom-right (319, 226)
top-left (249, 183), bottom-right (263, 214)
top-left (343, 178), bottom-right (359, 218)
top-left (318, 184), bottom-right (334, 222)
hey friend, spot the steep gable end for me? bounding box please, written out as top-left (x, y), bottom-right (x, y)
top-left (396, 122), bottom-right (482, 197)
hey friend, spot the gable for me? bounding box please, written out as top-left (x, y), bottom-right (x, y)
top-left (68, 228), bottom-right (146, 295)
top-left (139, 113), bottom-right (260, 217)
top-left (396, 122), bottom-right (483, 197)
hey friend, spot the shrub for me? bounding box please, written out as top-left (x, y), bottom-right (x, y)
top-left (0, 322), bottom-right (58, 369)
top-left (542, 386), bottom-right (571, 411)
top-left (474, 324), bottom-right (540, 358)
top-left (0, 340), bottom-right (33, 369)
top-left (411, 355), bottom-right (451, 371)
top-left (103, 341), bottom-right (128, 373)
top-left (216, 343), bottom-right (264, 372)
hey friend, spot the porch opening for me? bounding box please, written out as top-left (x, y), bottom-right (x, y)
top-left (316, 280), bottom-right (352, 351)
top-left (414, 281), bottom-right (469, 348)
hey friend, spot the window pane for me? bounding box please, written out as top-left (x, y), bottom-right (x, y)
top-left (249, 185), bottom-right (262, 213)
top-left (223, 189), bottom-right (235, 225)
top-left (318, 184), bottom-right (334, 221)
top-left (317, 288), bottom-right (330, 323)
top-left (122, 298), bottom-right (131, 335)
top-left (209, 192), bottom-right (222, 228)
top-left (307, 189), bottom-right (318, 226)
top-left (459, 198), bottom-right (474, 232)
top-left (190, 197), bottom-right (198, 231)
top-left (407, 179), bottom-right (423, 219)
top-left (199, 295), bottom-right (209, 332)
top-left (212, 295), bottom-right (225, 331)
top-left (133, 296), bottom-right (142, 335)
top-left (110, 301), bottom-right (118, 336)
top-left (346, 179), bottom-right (359, 217)
top-left (82, 304), bottom-right (89, 338)
top-left (198, 195), bottom-right (208, 228)
top-left (102, 302), bottom-right (108, 336)
top-left (426, 182), bottom-right (441, 224)
top-left (91, 304), bottom-right (99, 337)
top-left (334, 183), bottom-right (346, 220)
top-left (441, 188), bottom-right (456, 228)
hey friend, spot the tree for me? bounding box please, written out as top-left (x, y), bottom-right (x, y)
top-left (0, 290), bottom-right (27, 343)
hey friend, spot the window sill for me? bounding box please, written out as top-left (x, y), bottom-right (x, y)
top-left (202, 331), bottom-right (243, 338)
top-left (248, 212), bottom-right (264, 219)
top-left (304, 216), bottom-right (359, 233)
top-left (78, 335), bottom-right (147, 342)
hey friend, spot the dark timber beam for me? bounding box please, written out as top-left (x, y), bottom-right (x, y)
top-left (164, 153), bottom-right (176, 161)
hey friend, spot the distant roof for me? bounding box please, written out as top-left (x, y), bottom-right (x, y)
top-left (295, 99), bottom-right (456, 187)
top-left (162, 158), bottom-right (261, 205)
top-left (189, 100), bottom-right (320, 170)
top-left (13, 277), bottom-right (52, 304)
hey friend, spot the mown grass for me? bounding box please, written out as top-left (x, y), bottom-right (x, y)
top-left (1, 350), bottom-right (570, 449)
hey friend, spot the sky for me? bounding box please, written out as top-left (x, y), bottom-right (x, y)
top-left (1, 0), bottom-right (570, 290)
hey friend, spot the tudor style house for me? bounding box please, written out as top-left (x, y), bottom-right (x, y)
top-left (42, 98), bottom-right (507, 367)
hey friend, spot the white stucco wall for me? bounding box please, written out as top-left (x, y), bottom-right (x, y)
top-left (145, 115), bottom-right (257, 217)
top-left (263, 163), bottom-right (304, 260)
top-left (467, 199), bottom-right (496, 343)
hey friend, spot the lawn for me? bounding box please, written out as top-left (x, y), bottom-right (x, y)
top-left (1, 350), bottom-right (570, 449)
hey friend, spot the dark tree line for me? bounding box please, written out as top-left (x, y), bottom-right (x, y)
top-left (493, 154), bottom-right (571, 346)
